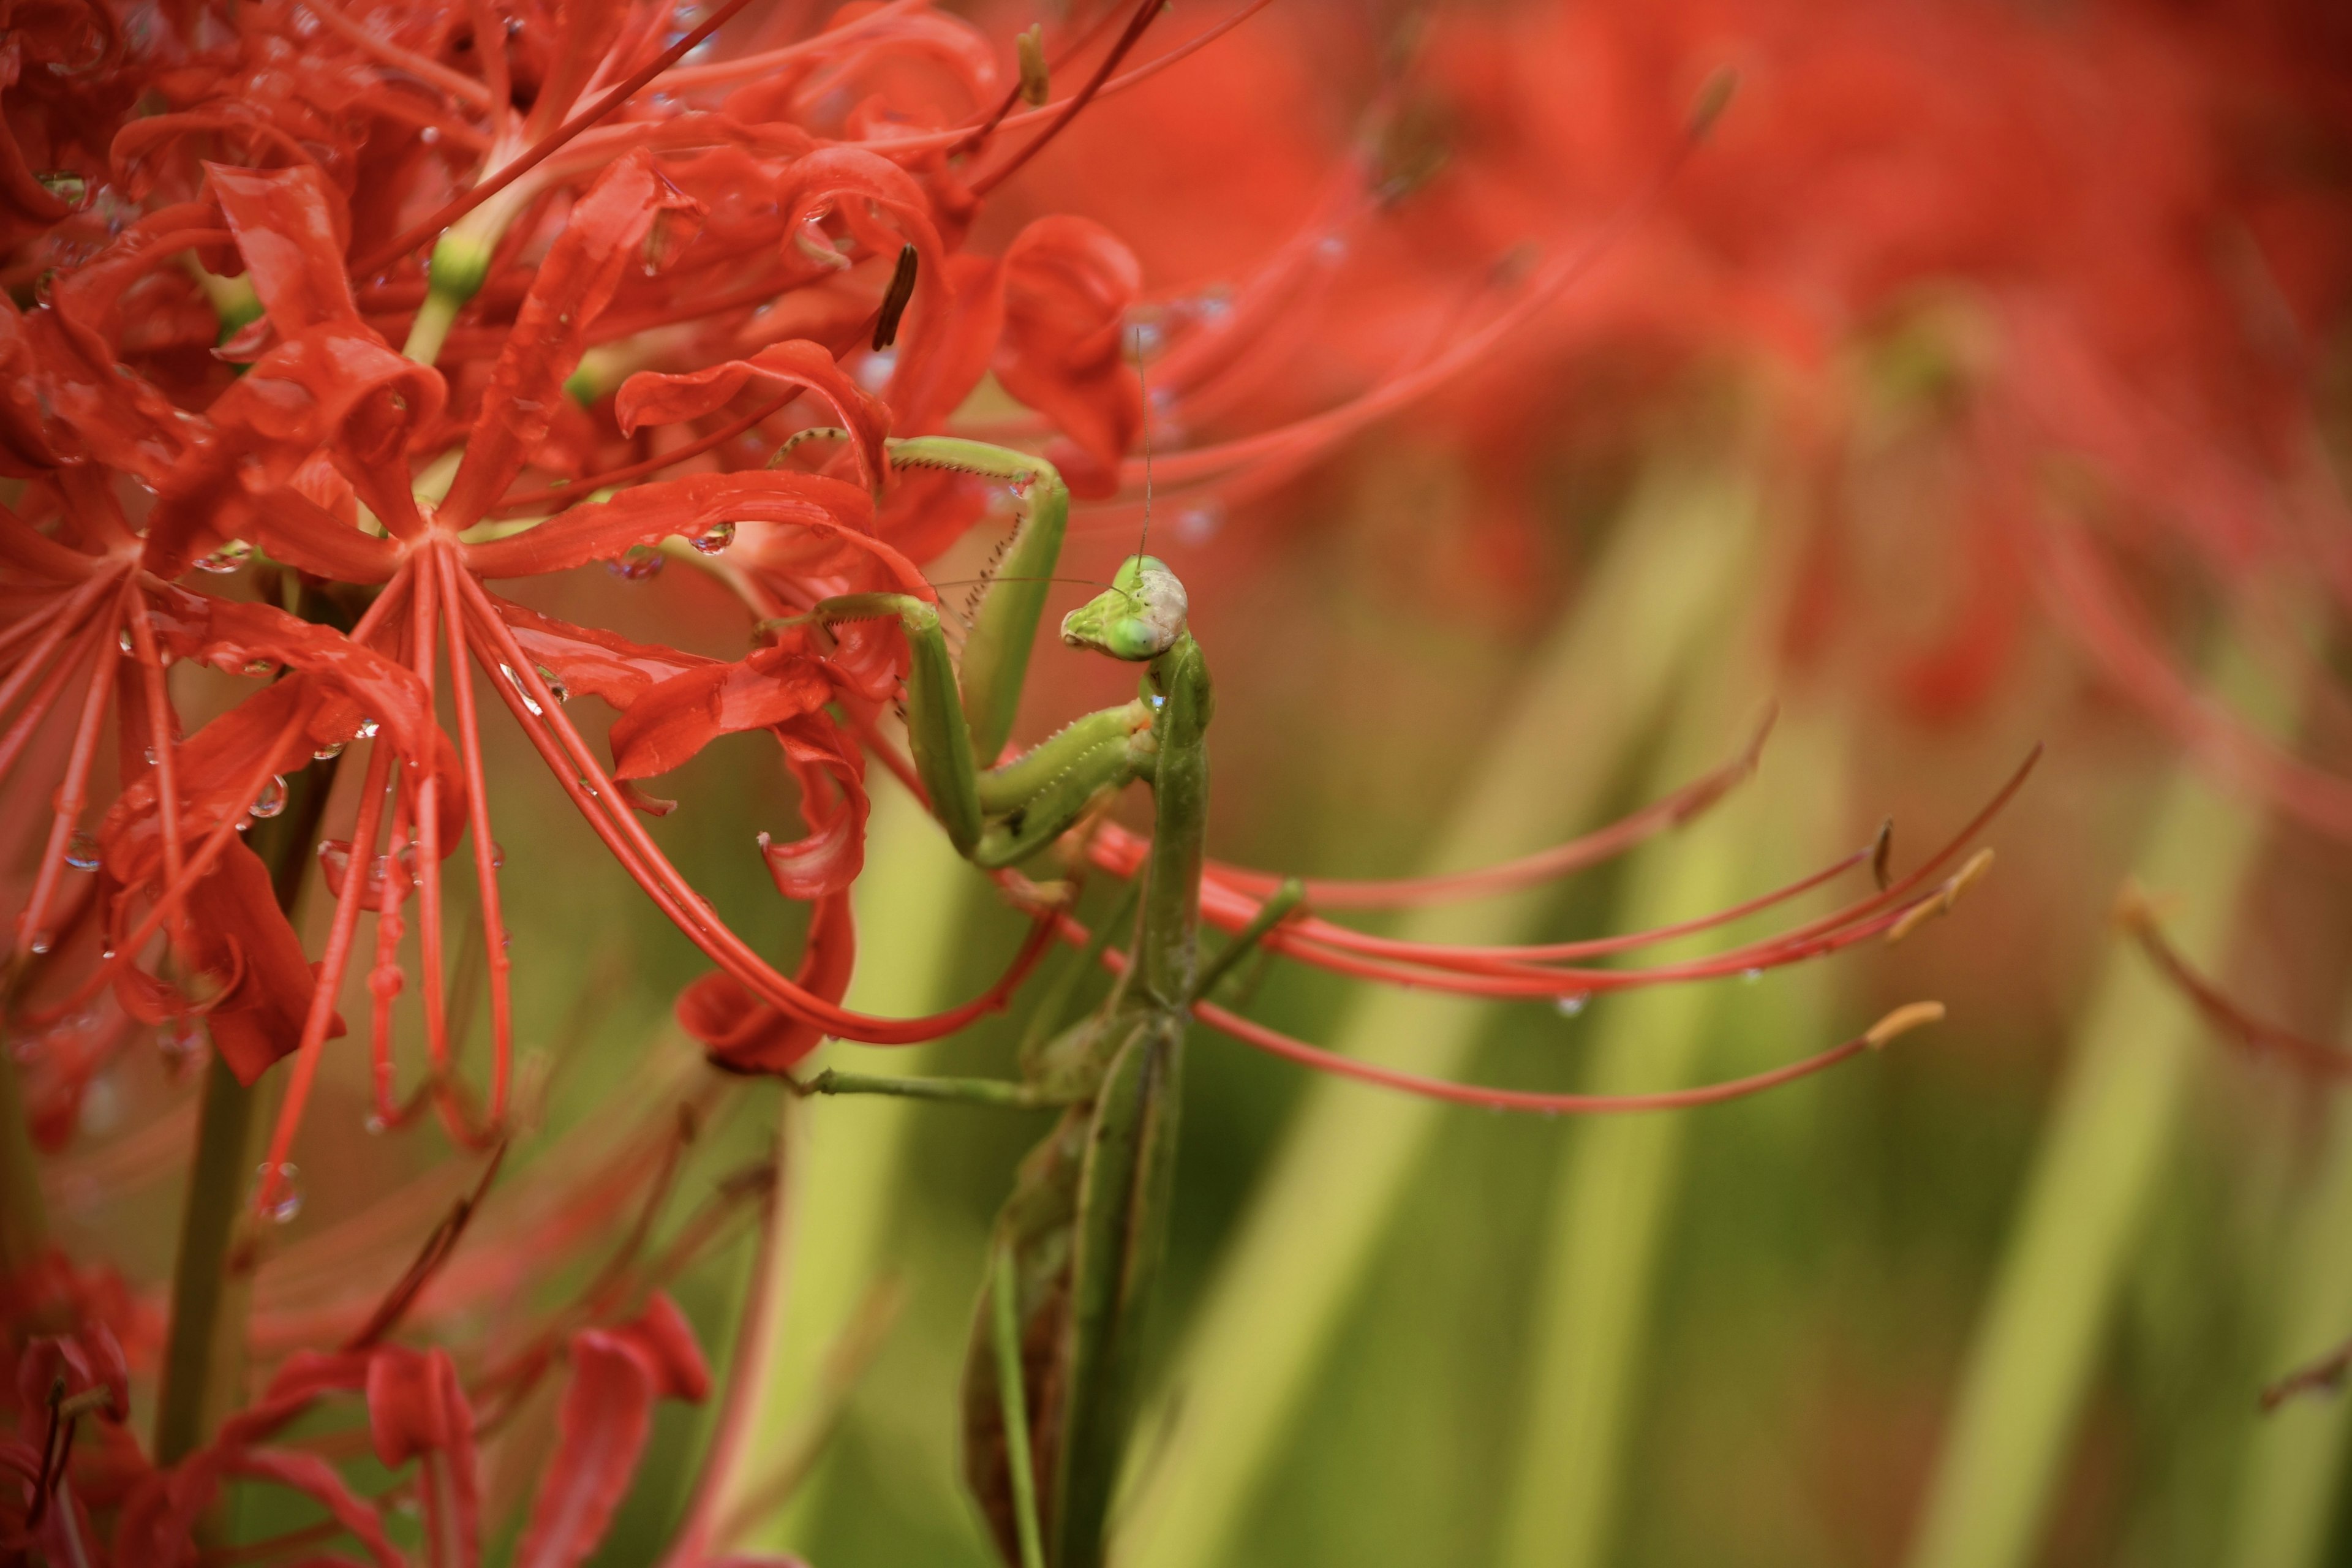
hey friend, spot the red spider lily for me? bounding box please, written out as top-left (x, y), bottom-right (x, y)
top-left (1000, 0), bottom-right (2352, 830)
top-left (137, 152), bottom-right (1060, 1199)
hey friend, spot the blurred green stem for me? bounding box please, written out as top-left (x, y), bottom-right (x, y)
top-left (1117, 461), bottom-right (1760, 1568)
top-left (1905, 631), bottom-right (2293, 1568)
top-left (154, 748), bottom-right (339, 1466)
top-left (1496, 595), bottom-right (1827, 1568)
top-left (0, 978), bottom-right (48, 1278)
top-left (705, 771), bottom-right (978, 1551)
top-left (2222, 995), bottom-right (2352, 1568)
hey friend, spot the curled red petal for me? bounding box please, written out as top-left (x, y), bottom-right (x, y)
top-left (439, 149), bottom-right (706, 527)
top-left (680, 891), bottom-right (855, 1074)
top-left (513, 1298), bottom-right (709, 1568)
top-left (614, 338), bottom-right (891, 485)
top-left (206, 160), bottom-right (359, 334)
top-left (179, 840), bottom-right (345, 1087)
top-left (995, 214), bottom-right (1145, 472)
top-left (606, 647), bottom-right (832, 782)
top-left (489, 596), bottom-right (717, 709)
top-left (459, 470), bottom-right (882, 579)
top-left (762, 710), bottom-right (866, 900)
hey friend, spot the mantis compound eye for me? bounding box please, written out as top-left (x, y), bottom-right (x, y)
top-left (1061, 555), bottom-right (1189, 662)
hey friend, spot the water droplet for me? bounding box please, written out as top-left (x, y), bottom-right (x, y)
top-left (1125, 319), bottom-right (1164, 357)
top-left (312, 740), bottom-right (345, 761)
top-left (1147, 692), bottom-right (1167, 709)
top-left (499, 663), bottom-right (544, 715)
top-left (242, 658), bottom-right (275, 677)
top-left (159, 1017), bottom-right (206, 1073)
top-left (1554, 992), bottom-right (1589, 1018)
top-left (27, 931), bottom-right (54, 956)
top-left (364, 1112), bottom-right (388, 1135)
top-left (606, 545), bottom-right (665, 581)
top-left (420, 125), bottom-right (440, 144)
top-left (64, 831), bottom-right (100, 872)
top-left (78, 1074), bottom-right (121, 1136)
top-left (117, 628), bottom-right (134, 654)
top-left (537, 666), bottom-right (570, 704)
top-left (249, 775), bottom-right (288, 819)
top-left (1177, 502), bottom-right (1224, 544)
top-left (254, 1163), bottom-right (303, 1223)
top-left (489, 842), bottom-right (505, 870)
top-left (355, 717), bottom-right (380, 740)
top-left (1740, 968), bottom-right (1764, 984)
top-left (688, 520), bottom-right (735, 555)
top-left (195, 540), bottom-right (251, 574)
top-left (143, 747), bottom-right (157, 766)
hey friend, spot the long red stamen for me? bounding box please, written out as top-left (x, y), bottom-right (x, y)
top-left (409, 549), bottom-right (453, 1091)
top-left (15, 604), bottom-right (123, 960)
top-left (969, 0), bottom-right (1163, 198)
top-left (0, 576), bottom-right (118, 785)
top-left (488, 393), bottom-right (799, 519)
top-left (347, 0), bottom-right (767, 281)
top-left (125, 589), bottom-right (191, 955)
top-left (258, 738), bottom-right (396, 1215)
top-left (452, 567), bottom-right (1052, 1040)
top-left (435, 546), bottom-right (514, 1133)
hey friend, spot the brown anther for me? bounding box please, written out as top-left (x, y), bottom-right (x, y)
top-left (872, 244), bottom-right (919, 352)
top-left (1864, 1000), bottom-right (1947, 1049)
top-left (1870, 818), bottom-right (1894, 891)
top-left (1885, 848), bottom-right (1994, 944)
top-left (1016, 24), bottom-right (1049, 107)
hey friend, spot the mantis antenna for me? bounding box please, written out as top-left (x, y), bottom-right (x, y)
top-left (1132, 337), bottom-right (1154, 600)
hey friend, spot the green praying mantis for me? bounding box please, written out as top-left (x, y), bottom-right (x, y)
top-left (774, 435), bottom-right (1289, 1568)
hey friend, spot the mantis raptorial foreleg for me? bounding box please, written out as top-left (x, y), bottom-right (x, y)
top-left (785, 437), bottom-right (1242, 1568)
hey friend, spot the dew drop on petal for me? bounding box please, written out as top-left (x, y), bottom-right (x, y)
top-left (64, 831), bottom-right (100, 872)
top-left (254, 1163), bottom-right (303, 1223)
top-left (537, 665), bottom-right (570, 703)
top-left (313, 741), bottom-right (346, 761)
top-left (27, 931), bottom-right (54, 956)
top-left (242, 659), bottom-right (275, 677)
top-left (1554, 992), bottom-right (1589, 1018)
top-left (159, 1017), bottom-right (206, 1073)
top-left (78, 1074), bottom-right (121, 1137)
top-left (143, 747), bottom-right (157, 766)
top-left (606, 545), bottom-right (665, 581)
top-left (489, 842), bottom-right (505, 870)
top-left (420, 125), bottom-right (440, 144)
top-left (499, 663), bottom-right (544, 715)
top-left (249, 775), bottom-right (288, 819)
top-left (355, 717), bottom-right (380, 740)
top-left (117, 628), bottom-right (134, 654)
top-left (688, 520), bottom-right (735, 555)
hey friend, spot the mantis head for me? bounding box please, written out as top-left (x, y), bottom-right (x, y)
top-left (1061, 556), bottom-right (1188, 662)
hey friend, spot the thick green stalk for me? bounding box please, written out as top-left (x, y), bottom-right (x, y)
top-left (2221, 995), bottom-right (2352, 1568)
top-left (706, 772), bottom-right (980, 1551)
top-left (154, 749), bottom-right (339, 1465)
top-left (1904, 632), bottom-right (2292, 1568)
top-left (0, 982), bottom-right (50, 1278)
top-left (1115, 462), bottom-right (1760, 1568)
top-left (1495, 624), bottom-right (1834, 1568)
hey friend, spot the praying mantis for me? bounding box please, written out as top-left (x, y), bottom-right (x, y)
top-left (776, 435), bottom-right (1287, 1568)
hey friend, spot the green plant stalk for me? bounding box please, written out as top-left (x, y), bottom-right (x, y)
top-left (1905, 631), bottom-right (2293, 1568)
top-left (2221, 993), bottom-right (2352, 1568)
top-left (0, 984), bottom-right (50, 1278)
top-left (1496, 614), bottom-right (1830, 1568)
top-left (706, 771), bottom-right (979, 1551)
top-left (153, 751), bottom-right (340, 1466)
top-left (1116, 461), bottom-right (1761, 1568)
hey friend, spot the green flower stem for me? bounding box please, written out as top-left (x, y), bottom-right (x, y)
top-left (2222, 994), bottom-right (2352, 1568)
top-left (0, 978), bottom-right (50, 1279)
top-left (1496, 608), bottom-right (1830, 1568)
top-left (704, 772), bottom-right (981, 1552)
top-left (153, 741), bottom-right (341, 1466)
top-left (1116, 462), bottom-right (1761, 1568)
top-left (1905, 631), bottom-right (2293, 1568)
